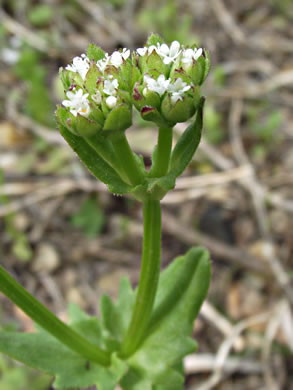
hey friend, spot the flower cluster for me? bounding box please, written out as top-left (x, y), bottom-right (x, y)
top-left (56, 34), bottom-right (210, 137)
top-left (143, 74), bottom-right (191, 104)
top-left (62, 49), bottom-right (131, 119)
top-left (137, 40), bottom-right (202, 67)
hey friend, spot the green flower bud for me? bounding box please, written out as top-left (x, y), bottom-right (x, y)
top-left (140, 106), bottom-right (169, 128)
top-left (56, 105), bottom-right (101, 137)
top-left (103, 104), bottom-right (132, 132)
top-left (161, 94), bottom-right (195, 124)
top-left (132, 82), bottom-right (161, 112)
top-left (180, 47), bottom-right (210, 85)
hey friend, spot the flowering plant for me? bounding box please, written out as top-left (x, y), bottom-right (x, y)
top-left (0, 34), bottom-right (211, 390)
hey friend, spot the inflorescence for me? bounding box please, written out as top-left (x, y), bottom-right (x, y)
top-left (57, 36), bottom-right (210, 135)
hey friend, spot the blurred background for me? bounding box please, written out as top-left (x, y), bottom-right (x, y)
top-left (0, 0), bottom-right (293, 389)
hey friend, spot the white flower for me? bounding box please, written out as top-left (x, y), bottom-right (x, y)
top-left (62, 89), bottom-right (90, 117)
top-left (157, 41), bottom-right (181, 65)
top-left (121, 48), bottom-right (130, 60)
top-left (97, 53), bottom-right (110, 72)
top-left (109, 48), bottom-right (130, 68)
top-left (103, 78), bottom-right (119, 96)
top-left (137, 47), bottom-right (147, 56)
top-left (181, 48), bottom-right (203, 69)
top-left (92, 90), bottom-right (102, 104)
top-left (106, 96), bottom-right (117, 109)
top-left (147, 45), bottom-right (159, 54)
top-left (143, 74), bottom-right (170, 96)
top-left (66, 54), bottom-right (90, 80)
top-left (167, 78), bottom-right (192, 104)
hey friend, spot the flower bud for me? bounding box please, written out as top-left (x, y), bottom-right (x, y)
top-left (161, 94), bottom-right (195, 125)
top-left (180, 47), bottom-right (210, 86)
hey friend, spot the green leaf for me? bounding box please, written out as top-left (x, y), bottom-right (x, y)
top-left (71, 196), bottom-right (105, 237)
top-left (168, 97), bottom-right (204, 178)
top-left (122, 247), bottom-right (210, 389)
top-left (0, 331), bottom-right (127, 390)
top-left (87, 44), bottom-right (106, 61)
top-left (59, 124), bottom-right (131, 194)
top-left (146, 33), bottom-right (164, 47)
top-left (100, 278), bottom-right (135, 344)
top-left (28, 5), bottom-right (53, 26)
top-left (85, 64), bottom-right (102, 94)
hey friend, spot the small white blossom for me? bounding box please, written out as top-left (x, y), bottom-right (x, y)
top-left (109, 48), bottom-right (130, 68)
top-left (143, 74), bottom-right (170, 96)
top-left (66, 54), bottom-right (90, 80)
top-left (157, 41), bottom-right (181, 65)
top-left (121, 48), bottom-right (131, 60)
top-left (137, 47), bottom-right (147, 56)
top-left (97, 53), bottom-right (110, 72)
top-left (106, 95), bottom-right (117, 109)
top-left (137, 45), bottom-right (160, 57)
top-left (62, 89), bottom-right (90, 117)
top-left (92, 90), bottom-right (102, 104)
top-left (147, 45), bottom-right (159, 54)
top-left (181, 48), bottom-right (203, 69)
top-left (103, 78), bottom-right (119, 96)
top-left (167, 78), bottom-right (192, 104)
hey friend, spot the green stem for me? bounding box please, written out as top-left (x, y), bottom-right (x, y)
top-left (110, 133), bottom-right (145, 186)
top-left (0, 266), bottom-right (110, 366)
top-left (120, 198), bottom-right (161, 358)
top-left (149, 127), bottom-right (173, 178)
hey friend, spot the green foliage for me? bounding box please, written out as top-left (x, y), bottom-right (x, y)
top-left (271, 0), bottom-right (293, 19)
top-left (87, 44), bottom-right (106, 61)
top-left (0, 305), bottom-right (51, 390)
top-left (0, 247), bottom-right (210, 390)
top-left (138, 0), bottom-right (196, 45)
top-left (168, 98), bottom-right (204, 179)
top-left (14, 48), bottom-right (54, 126)
top-left (0, 354), bottom-right (51, 390)
top-left (132, 98), bottom-right (204, 200)
top-left (204, 103), bottom-right (225, 144)
top-left (248, 109), bottom-right (282, 142)
top-left (122, 247), bottom-right (210, 390)
top-left (28, 5), bottom-right (54, 27)
top-left (0, 169), bottom-right (32, 262)
top-left (59, 124), bottom-right (131, 195)
top-left (71, 196), bottom-right (105, 237)
top-left (212, 65), bottom-right (226, 87)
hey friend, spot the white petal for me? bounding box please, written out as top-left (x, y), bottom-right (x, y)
top-left (106, 96), bottom-right (117, 109)
top-left (66, 64), bottom-right (75, 72)
top-left (169, 41), bottom-right (180, 56)
top-left (163, 57), bottom-right (173, 64)
top-left (110, 51), bottom-right (123, 67)
top-left (159, 43), bottom-right (169, 55)
top-left (62, 100), bottom-right (72, 107)
top-left (193, 48), bottom-right (203, 60)
top-left (92, 92), bottom-right (101, 104)
top-left (148, 45), bottom-right (158, 54)
top-left (183, 48), bottom-right (194, 58)
top-left (137, 47), bottom-right (147, 56)
top-left (122, 48), bottom-right (130, 59)
top-left (70, 109), bottom-right (78, 117)
top-left (78, 104), bottom-right (90, 117)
